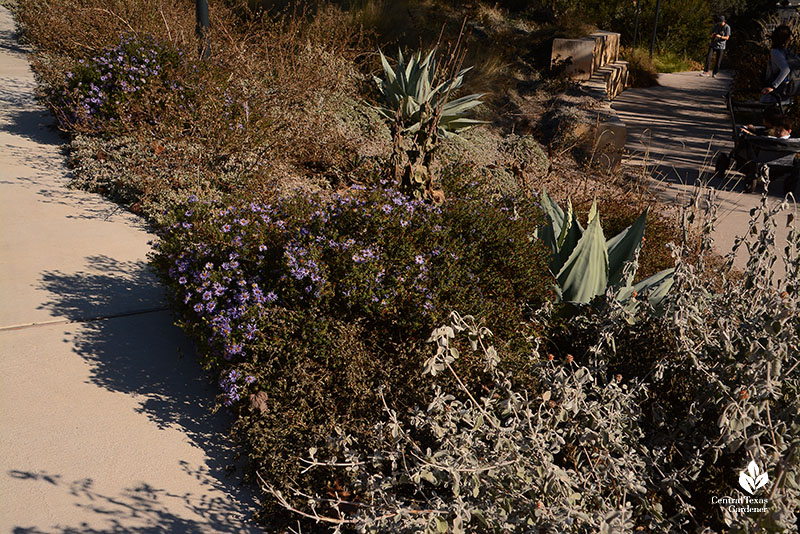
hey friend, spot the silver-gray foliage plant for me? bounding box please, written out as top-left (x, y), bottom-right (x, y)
top-left (268, 185), bottom-right (799, 533)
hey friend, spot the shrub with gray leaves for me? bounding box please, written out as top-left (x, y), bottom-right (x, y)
top-left (269, 187), bottom-right (799, 533)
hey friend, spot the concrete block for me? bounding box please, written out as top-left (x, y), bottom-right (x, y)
top-left (551, 38), bottom-right (596, 80)
top-left (595, 116), bottom-right (627, 154)
top-left (575, 108), bottom-right (627, 168)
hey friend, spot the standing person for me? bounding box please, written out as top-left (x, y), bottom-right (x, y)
top-left (761, 24), bottom-right (793, 102)
top-left (701, 15), bottom-right (731, 77)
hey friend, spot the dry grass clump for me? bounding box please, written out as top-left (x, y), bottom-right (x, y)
top-left (15, 0), bottom-right (374, 205)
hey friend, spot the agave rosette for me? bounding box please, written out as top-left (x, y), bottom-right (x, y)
top-left (374, 49), bottom-right (485, 137)
top-left (538, 190), bottom-right (675, 308)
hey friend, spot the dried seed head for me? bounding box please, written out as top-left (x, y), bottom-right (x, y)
top-left (547, 353), bottom-right (555, 361)
top-left (566, 354), bottom-right (574, 364)
top-left (615, 374), bottom-right (622, 383)
top-left (739, 389), bottom-right (749, 401)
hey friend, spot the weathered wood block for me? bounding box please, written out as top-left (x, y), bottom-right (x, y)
top-left (589, 31), bottom-right (621, 69)
top-left (595, 61), bottom-right (629, 100)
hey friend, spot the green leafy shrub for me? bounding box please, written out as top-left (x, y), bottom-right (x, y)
top-left (622, 47), bottom-right (660, 88)
top-left (151, 180), bottom-right (554, 505)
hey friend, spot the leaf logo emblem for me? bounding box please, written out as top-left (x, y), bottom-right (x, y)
top-left (738, 461), bottom-right (769, 495)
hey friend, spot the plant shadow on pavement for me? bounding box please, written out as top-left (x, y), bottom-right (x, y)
top-left (8, 466), bottom-right (258, 534)
top-left (30, 255), bottom-right (259, 532)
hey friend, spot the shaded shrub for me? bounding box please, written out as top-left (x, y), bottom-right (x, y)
top-left (622, 47), bottom-right (660, 88)
top-left (151, 180), bottom-right (554, 510)
top-left (439, 131), bottom-right (550, 198)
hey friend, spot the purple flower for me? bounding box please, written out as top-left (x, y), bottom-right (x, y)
top-left (178, 276), bottom-right (187, 285)
top-left (222, 224), bottom-right (231, 233)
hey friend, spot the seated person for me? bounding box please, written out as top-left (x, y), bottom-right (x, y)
top-left (761, 25), bottom-right (793, 103)
top-left (740, 107), bottom-right (792, 139)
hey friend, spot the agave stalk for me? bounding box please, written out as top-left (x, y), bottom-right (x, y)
top-left (373, 47), bottom-right (484, 201)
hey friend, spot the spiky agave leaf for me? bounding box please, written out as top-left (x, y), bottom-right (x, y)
top-left (539, 190), bottom-right (568, 254)
top-left (556, 202), bottom-right (609, 304)
top-left (607, 208), bottom-right (648, 287)
top-left (555, 211), bottom-right (582, 275)
top-left (538, 192), bottom-right (586, 275)
top-left (616, 267), bottom-right (675, 316)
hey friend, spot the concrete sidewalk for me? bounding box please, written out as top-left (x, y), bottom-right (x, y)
top-left (613, 71), bottom-right (798, 274)
top-left (0, 6), bottom-right (261, 533)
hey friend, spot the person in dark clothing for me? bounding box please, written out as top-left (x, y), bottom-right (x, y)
top-left (701, 15), bottom-right (731, 77)
top-left (761, 25), bottom-right (793, 102)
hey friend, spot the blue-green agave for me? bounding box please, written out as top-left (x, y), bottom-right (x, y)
top-left (374, 49), bottom-right (485, 137)
top-left (538, 191), bottom-right (674, 309)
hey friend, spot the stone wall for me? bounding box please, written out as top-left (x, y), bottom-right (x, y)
top-left (551, 38), bottom-right (597, 80)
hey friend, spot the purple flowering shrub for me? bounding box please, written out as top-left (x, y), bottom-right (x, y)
top-left (151, 180), bottom-right (553, 496)
top-left (44, 34), bottom-right (185, 130)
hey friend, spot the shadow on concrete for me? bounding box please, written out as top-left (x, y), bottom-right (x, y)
top-left (8, 467), bottom-right (259, 533)
top-left (2, 107), bottom-right (64, 146)
top-left (614, 71), bottom-right (799, 199)
top-left (0, 15), bottom-right (29, 56)
top-left (614, 71), bottom-right (734, 187)
top-left (33, 256), bottom-right (258, 529)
